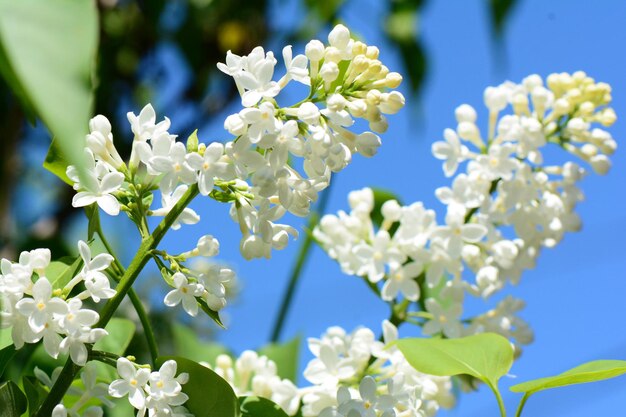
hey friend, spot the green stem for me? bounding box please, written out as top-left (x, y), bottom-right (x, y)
top-left (270, 184), bottom-right (332, 342)
top-left (491, 384), bottom-right (508, 417)
top-left (128, 289), bottom-right (159, 365)
top-left (96, 226), bottom-right (159, 366)
top-left (514, 393), bottom-right (530, 417)
top-left (34, 184), bottom-right (199, 417)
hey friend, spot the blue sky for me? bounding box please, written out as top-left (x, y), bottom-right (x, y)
top-left (82, 0), bottom-right (626, 415)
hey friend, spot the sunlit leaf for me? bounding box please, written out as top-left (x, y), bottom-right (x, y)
top-left (396, 333), bottom-right (514, 389)
top-left (510, 359), bottom-right (626, 395)
top-left (0, 0), bottom-right (98, 182)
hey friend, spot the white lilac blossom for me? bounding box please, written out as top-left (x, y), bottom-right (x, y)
top-left (0, 244), bottom-right (109, 365)
top-left (301, 321), bottom-right (455, 417)
top-left (109, 358), bottom-right (190, 416)
top-left (208, 350), bottom-right (301, 416)
top-left (314, 72), bottom-right (616, 350)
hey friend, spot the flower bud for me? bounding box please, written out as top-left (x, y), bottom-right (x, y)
top-left (379, 91), bottom-right (405, 115)
top-left (298, 102), bottom-right (321, 124)
top-left (590, 154), bottom-right (611, 175)
top-left (381, 199), bottom-right (401, 222)
top-left (455, 104), bottom-right (477, 123)
top-left (224, 113), bottom-right (247, 136)
top-left (320, 62), bottom-right (339, 83)
top-left (328, 24), bottom-right (350, 50)
top-left (305, 40), bottom-right (325, 61)
top-left (385, 72), bottom-right (403, 88)
top-left (197, 235), bottom-right (220, 257)
top-left (484, 86), bottom-right (508, 112)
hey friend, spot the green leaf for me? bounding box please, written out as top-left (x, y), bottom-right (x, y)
top-left (45, 256), bottom-right (83, 291)
top-left (0, 344), bottom-right (15, 377)
top-left (172, 323), bottom-right (230, 365)
top-left (42, 139), bottom-right (72, 186)
top-left (157, 356), bottom-right (238, 417)
top-left (371, 188), bottom-right (402, 229)
top-left (0, 381), bottom-right (27, 417)
top-left (258, 336), bottom-right (300, 383)
top-left (86, 204), bottom-right (100, 241)
top-left (22, 376), bottom-right (48, 417)
top-left (510, 359), bottom-right (626, 395)
top-left (239, 396), bottom-right (289, 417)
top-left (0, 0), bottom-right (99, 182)
top-left (187, 129), bottom-right (199, 153)
top-left (94, 318), bottom-right (135, 356)
top-left (93, 318), bottom-right (136, 380)
top-left (396, 333), bottom-right (514, 389)
top-left (0, 328), bottom-right (12, 350)
top-left (198, 298), bottom-right (226, 329)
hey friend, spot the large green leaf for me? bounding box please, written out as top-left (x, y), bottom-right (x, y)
top-left (510, 359), bottom-right (626, 395)
top-left (239, 396), bottom-right (289, 417)
top-left (157, 356), bottom-right (239, 417)
top-left (172, 323), bottom-right (230, 365)
top-left (93, 318), bottom-right (136, 380)
top-left (258, 336), bottom-right (300, 383)
top-left (94, 318), bottom-right (136, 356)
top-left (0, 381), bottom-right (27, 417)
top-left (396, 333), bottom-right (514, 389)
top-left (0, 344), bottom-right (16, 378)
top-left (45, 256), bottom-right (83, 291)
top-left (0, 0), bottom-right (98, 182)
top-left (22, 376), bottom-right (48, 417)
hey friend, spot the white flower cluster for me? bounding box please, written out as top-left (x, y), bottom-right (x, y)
top-left (209, 350), bottom-right (300, 415)
top-left (67, 24), bottom-right (404, 262)
top-left (0, 241), bottom-right (114, 365)
top-left (108, 358), bottom-right (190, 417)
top-left (162, 235), bottom-right (236, 317)
top-left (314, 72), bottom-right (616, 347)
top-left (206, 322), bottom-right (453, 417)
top-left (302, 321), bottom-right (454, 417)
top-left (218, 23), bottom-right (405, 260)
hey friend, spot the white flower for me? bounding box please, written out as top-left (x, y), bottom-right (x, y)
top-left (235, 47), bottom-right (281, 107)
top-left (381, 262), bottom-right (422, 302)
top-left (151, 185), bottom-right (200, 230)
top-left (109, 358), bottom-right (151, 409)
top-left (281, 45), bottom-right (310, 86)
top-left (164, 272), bottom-right (204, 317)
top-left (15, 278), bottom-right (67, 334)
top-left (68, 155), bottom-right (124, 216)
top-left (431, 209), bottom-right (487, 259)
top-left (186, 142), bottom-right (234, 195)
top-left (148, 141), bottom-right (198, 193)
top-left (73, 240), bottom-right (116, 302)
top-left (127, 103), bottom-right (171, 142)
top-left (431, 128), bottom-right (468, 177)
top-left (353, 231), bottom-right (405, 282)
top-left (423, 298), bottom-right (463, 338)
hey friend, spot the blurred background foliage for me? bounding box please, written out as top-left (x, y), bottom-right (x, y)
top-left (0, 0), bottom-right (517, 261)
